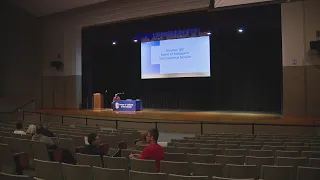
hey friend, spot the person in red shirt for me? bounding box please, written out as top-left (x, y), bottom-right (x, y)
top-left (129, 128), bottom-right (164, 172)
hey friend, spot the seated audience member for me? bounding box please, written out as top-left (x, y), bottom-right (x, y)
top-left (32, 126), bottom-right (57, 149)
top-left (129, 128), bottom-right (164, 172)
top-left (40, 123), bottom-right (55, 137)
top-left (135, 131), bottom-right (149, 147)
top-left (83, 133), bottom-right (105, 156)
top-left (13, 122), bottom-right (26, 135)
top-left (26, 124), bottom-right (36, 136)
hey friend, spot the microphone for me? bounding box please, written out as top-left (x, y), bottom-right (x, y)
top-left (105, 90), bottom-right (108, 93)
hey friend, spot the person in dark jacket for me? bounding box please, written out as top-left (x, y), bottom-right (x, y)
top-left (83, 133), bottom-right (105, 156)
top-left (40, 123), bottom-right (55, 137)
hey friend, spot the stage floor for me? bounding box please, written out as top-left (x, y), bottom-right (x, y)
top-left (35, 108), bottom-right (316, 125)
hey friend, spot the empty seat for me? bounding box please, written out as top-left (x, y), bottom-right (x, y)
top-left (168, 174), bottom-right (209, 180)
top-left (225, 149), bottom-right (247, 156)
top-left (130, 158), bottom-right (157, 173)
top-left (164, 152), bottom-right (186, 162)
top-left (187, 154), bottom-right (215, 164)
top-left (301, 151), bottom-right (320, 158)
top-left (286, 146), bottom-right (310, 152)
top-left (76, 153), bottom-right (103, 167)
top-left (34, 159), bottom-right (63, 180)
top-left (198, 148), bottom-right (223, 155)
top-left (250, 150), bottom-right (274, 157)
top-left (260, 165), bottom-right (294, 180)
top-left (212, 176), bottom-right (254, 180)
top-left (0, 172), bottom-right (30, 180)
top-left (31, 141), bottom-right (51, 161)
top-left (226, 164), bottom-right (259, 179)
top-left (195, 143), bottom-right (217, 149)
top-left (297, 166), bottom-right (320, 180)
top-left (160, 161), bottom-right (189, 175)
top-left (176, 147), bottom-right (198, 154)
top-left (217, 144), bottom-right (239, 150)
top-left (58, 138), bottom-right (76, 158)
top-left (276, 157), bottom-right (308, 167)
top-left (129, 170), bottom-right (166, 180)
top-left (175, 143), bottom-right (195, 148)
top-left (309, 158), bottom-right (320, 167)
top-left (61, 163), bottom-right (93, 180)
top-left (192, 162), bottom-right (224, 177)
top-left (215, 155), bottom-right (244, 166)
top-left (263, 145), bottom-right (285, 152)
top-left (103, 156), bottom-right (127, 170)
top-left (275, 150), bottom-right (300, 157)
top-left (245, 156), bottom-right (274, 170)
top-left (93, 166), bottom-right (128, 180)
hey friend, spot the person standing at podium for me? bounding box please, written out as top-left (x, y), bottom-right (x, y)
top-left (113, 94), bottom-right (121, 101)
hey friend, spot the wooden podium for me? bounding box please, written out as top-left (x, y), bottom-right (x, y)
top-left (93, 93), bottom-right (104, 109)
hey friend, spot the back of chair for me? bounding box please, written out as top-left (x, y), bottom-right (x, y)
top-left (261, 165), bottom-right (294, 180)
top-left (215, 155), bottom-right (244, 166)
top-left (275, 150), bottom-right (300, 157)
top-left (245, 156), bottom-right (274, 170)
top-left (0, 143), bottom-right (16, 173)
top-left (129, 170), bottom-right (166, 180)
top-left (297, 166), bottom-right (320, 180)
top-left (250, 150), bottom-right (274, 157)
top-left (302, 151), bottom-right (320, 158)
top-left (59, 138), bottom-right (76, 158)
top-left (0, 172), bottom-right (30, 180)
top-left (103, 156), bottom-right (127, 170)
top-left (168, 174), bottom-right (209, 180)
top-left (276, 157), bottom-right (309, 167)
top-left (34, 159), bottom-right (63, 180)
top-left (61, 163), bottom-right (93, 180)
top-left (176, 147), bottom-right (198, 154)
top-left (309, 158), bottom-right (320, 167)
top-left (226, 164), bottom-right (259, 179)
top-left (225, 149), bottom-right (247, 156)
top-left (160, 161), bottom-right (189, 176)
top-left (192, 162), bottom-right (224, 177)
top-left (212, 176), bottom-right (254, 180)
top-left (31, 141), bottom-right (50, 161)
top-left (130, 158), bottom-right (157, 173)
top-left (76, 153), bottom-right (103, 167)
top-left (164, 152), bottom-right (186, 162)
top-left (93, 166), bottom-right (128, 180)
top-left (187, 154), bottom-right (215, 164)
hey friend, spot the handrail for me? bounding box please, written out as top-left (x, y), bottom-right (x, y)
top-left (13, 99), bottom-right (35, 112)
top-left (22, 110), bottom-right (319, 135)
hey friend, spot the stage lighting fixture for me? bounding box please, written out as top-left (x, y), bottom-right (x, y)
top-left (238, 28), bottom-right (244, 33)
top-left (112, 41), bottom-right (116, 45)
top-left (207, 32), bottom-right (212, 35)
top-left (133, 39), bottom-right (138, 42)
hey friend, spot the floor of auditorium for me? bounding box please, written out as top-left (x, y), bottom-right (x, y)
top-left (36, 108), bottom-right (318, 125)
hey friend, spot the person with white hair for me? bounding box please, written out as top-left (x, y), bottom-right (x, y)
top-left (26, 124), bottom-right (36, 136)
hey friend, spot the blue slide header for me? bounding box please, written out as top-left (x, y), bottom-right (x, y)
top-left (135, 28), bottom-right (200, 40)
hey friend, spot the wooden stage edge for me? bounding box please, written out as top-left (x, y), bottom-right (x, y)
top-left (33, 109), bottom-right (319, 126)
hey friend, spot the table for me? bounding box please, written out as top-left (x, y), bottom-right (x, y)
top-left (112, 99), bottom-right (143, 111)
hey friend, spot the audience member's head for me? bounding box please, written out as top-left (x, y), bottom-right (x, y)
top-left (87, 133), bottom-right (100, 146)
top-left (140, 131), bottom-right (147, 141)
top-left (146, 128), bottom-right (159, 143)
top-left (16, 122), bottom-right (23, 130)
top-left (26, 124), bottom-right (36, 135)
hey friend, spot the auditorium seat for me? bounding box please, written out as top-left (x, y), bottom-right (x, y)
top-left (309, 158), bottom-right (320, 167)
top-left (215, 155), bottom-right (244, 166)
top-left (176, 147), bottom-right (198, 154)
top-left (245, 156), bottom-right (274, 170)
top-left (30, 141), bottom-right (51, 161)
top-left (301, 151), bottom-right (320, 158)
top-left (260, 165), bottom-right (294, 180)
top-left (250, 149), bottom-right (274, 157)
top-left (76, 153), bottom-right (103, 167)
top-left (0, 172), bottom-right (30, 180)
top-left (297, 166), bottom-right (320, 180)
top-left (212, 176), bottom-right (254, 180)
top-left (225, 149), bottom-right (247, 156)
top-left (58, 138), bottom-right (76, 159)
top-left (103, 156), bottom-right (127, 170)
top-left (129, 170), bottom-right (166, 180)
top-left (34, 159), bottom-right (63, 180)
top-left (61, 163), bottom-right (93, 180)
top-left (0, 143), bottom-right (28, 174)
top-left (217, 144), bottom-right (239, 150)
top-left (276, 157), bottom-right (309, 167)
top-left (93, 166), bottom-right (128, 180)
top-left (192, 162), bottom-right (224, 177)
top-left (226, 164), bottom-right (259, 179)
top-left (187, 153), bottom-right (215, 164)
top-left (168, 174), bottom-right (209, 180)
top-left (198, 148), bottom-right (223, 155)
top-left (175, 143), bottom-right (195, 148)
top-left (130, 158), bottom-right (157, 173)
top-left (161, 161), bottom-right (189, 176)
top-left (263, 145), bottom-right (286, 152)
top-left (164, 152), bottom-right (186, 162)
top-left (194, 143), bottom-right (216, 149)
top-left (275, 150), bottom-right (301, 157)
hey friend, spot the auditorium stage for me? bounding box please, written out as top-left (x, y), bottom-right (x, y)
top-left (35, 109), bottom-right (317, 126)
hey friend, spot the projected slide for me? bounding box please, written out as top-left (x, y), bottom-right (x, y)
top-left (141, 36), bottom-right (210, 79)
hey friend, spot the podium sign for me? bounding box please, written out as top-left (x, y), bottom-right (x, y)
top-left (112, 100), bottom-right (142, 111)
